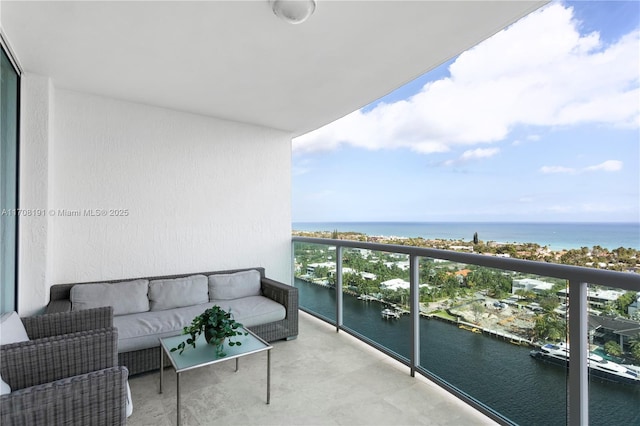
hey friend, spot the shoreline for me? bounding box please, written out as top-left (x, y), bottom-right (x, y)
top-left (292, 221), bottom-right (640, 252)
top-left (297, 276), bottom-right (537, 347)
top-left (293, 229), bottom-right (640, 273)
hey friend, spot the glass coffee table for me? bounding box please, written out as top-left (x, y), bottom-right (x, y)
top-left (159, 328), bottom-right (272, 426)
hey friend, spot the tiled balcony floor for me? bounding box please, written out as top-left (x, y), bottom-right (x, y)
top-left (128, 311), bottom-right (497, 425)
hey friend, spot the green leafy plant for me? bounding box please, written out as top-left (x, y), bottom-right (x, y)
top-left (171, 306), bottom-right (248, 356)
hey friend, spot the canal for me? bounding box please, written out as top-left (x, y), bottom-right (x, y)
top-left (295, 278), bottom-right (640, 425)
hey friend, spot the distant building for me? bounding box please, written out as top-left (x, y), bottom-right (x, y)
top-left (383, 261), bottom-right (410, 271)
top-left (350, 248), bottom-right (372, 258)
top-left (512, 278), bottom-right (554, 295)
top-left (589, 315), bottom-right (640, 350)
top-left (306, 262), bottom-right (334, 276)
top-left (450, 245), bottom-right (473, 252)
top-left (454, 269), bottom-right (472, 284)
top-left (557, 288), bottom-right (626, 310)
top-left (380, 278), bottom-right (410, 291)
top-left (343, 267), bottom-right (377, 280)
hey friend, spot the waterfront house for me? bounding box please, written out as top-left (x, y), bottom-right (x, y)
top-left (557, 287), bottom-right (627, 311)
top-left (512, 278), bottom-right (555, 295)
top-left (3, 1), bottom-right (638, 425)
top-left (380, 278), bottom-right (411, 291)
top-left (589, 315), bottom-right (640, 352)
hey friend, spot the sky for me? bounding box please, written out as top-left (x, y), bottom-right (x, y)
top-left (291, 1), bottom-right (640, 223)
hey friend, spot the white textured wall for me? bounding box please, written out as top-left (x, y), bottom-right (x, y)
top-left (18, 73), bottom-right (54, 315)
top-left (19, 87), bottom-right (292, 314)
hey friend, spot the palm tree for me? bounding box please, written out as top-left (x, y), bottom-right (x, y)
top-left (533, 313), bottom-right (566, 342)
top-left (630, 333), bottom-right (640, 361)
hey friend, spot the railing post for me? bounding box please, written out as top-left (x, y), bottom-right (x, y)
top-left (568, 280), bottom-right (588, 426)
top-left (291, 240), bottom-right (295, 287)
top-left (410, 254), bottom-right (420, 377)
top-left (335, 245), bottom-right (343, 332)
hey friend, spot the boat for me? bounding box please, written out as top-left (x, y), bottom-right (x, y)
top-left (530, 342), bottom-right (640, 386)
top-left (458, 324), bottom-right (482, 333)
top-left (381, 308), bottom-right (400, 319)
top-left (358, 294), bottom-right (377, 302)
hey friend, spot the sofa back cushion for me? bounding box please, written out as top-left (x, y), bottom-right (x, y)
top-left (208, 270), bottom-right (262, 300)
top-left (148, 275), bottom-right (208, 311)
top-left (71, 279), bottom-right (149, 316)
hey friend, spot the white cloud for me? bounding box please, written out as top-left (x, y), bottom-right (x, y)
top-left (584, 160), bottom-right (623, 172)
top-left (461, 147), bottom-right (500, 160)
top-left (293, 3), bottom-right (639, 154)
top-left (540, 159), bottom-right (623, 174)
top-left (444, 147), bottom-right (500, 166)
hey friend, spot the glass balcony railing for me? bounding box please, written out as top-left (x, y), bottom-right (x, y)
top-left (292, 237), bottom-right (640, 426)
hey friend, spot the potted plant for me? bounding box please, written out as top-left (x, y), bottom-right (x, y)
top-left (171, 305), bottom-right (248, 357)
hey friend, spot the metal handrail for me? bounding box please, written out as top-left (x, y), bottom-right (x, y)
top-left (292, 236), bottom-right (639, 291)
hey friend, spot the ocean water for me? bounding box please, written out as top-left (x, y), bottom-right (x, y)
top-left (292, 222), bottom-right (640, 251)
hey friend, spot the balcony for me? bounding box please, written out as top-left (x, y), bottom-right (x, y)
top-left (128, 310), bottom-right (494, 425)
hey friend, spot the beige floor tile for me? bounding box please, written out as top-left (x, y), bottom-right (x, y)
top-left (128, 311), bottom-right (497, 426)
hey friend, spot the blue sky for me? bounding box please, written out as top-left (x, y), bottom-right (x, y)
top-left (292, 1), bottom-right (639, 223)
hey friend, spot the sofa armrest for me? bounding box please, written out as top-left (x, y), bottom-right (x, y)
top-left (261, 278), bottom-right (298, 313)
top-left (0, 366), bottom-right (128, 426)
top-left (0, 327), bottom-right (119, 390)
top-left (24, 306), bottom-right (113, 339)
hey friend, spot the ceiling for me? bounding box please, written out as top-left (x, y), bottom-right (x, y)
top-left (1, 1), bottom-right (547, 136)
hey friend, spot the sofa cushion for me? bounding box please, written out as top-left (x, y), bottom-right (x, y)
top-left (114, 296), bottom-right (285, 352)
top-left (0, 311), bottom-right (29, 345)
top-left (149, 275), bottom-right (208, 311)
top-left (114, 302), bottom-right (214, 352)
top-left (212, 296), bottom-right (286, 329)
top-left (208, 270), bottom-right (261, 300)
top-left (71, 280), bottom-right (149, 316)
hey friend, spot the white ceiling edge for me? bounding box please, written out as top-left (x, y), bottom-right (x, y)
top-left (1, 1), bottom-right (548, 136)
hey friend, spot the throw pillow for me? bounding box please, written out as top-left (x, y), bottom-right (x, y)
top-left (208, 270), bottom-right (262, 300)
top-left (0, 376), bottom-right (10, 395)
top-left (0, 311), bottom-right (30, 345)
top-left (71, 279), bottom-right (149, 316)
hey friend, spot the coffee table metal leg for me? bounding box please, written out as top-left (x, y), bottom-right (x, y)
top-left (177, 372), bottom-right (181, 426)
top-left (267, 349), bottom-right (271, 404)
top-left (159, 348), bottom-right (164, 394)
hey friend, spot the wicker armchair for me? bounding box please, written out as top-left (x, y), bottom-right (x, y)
top-left (0, 307), bottom-right (129, 426)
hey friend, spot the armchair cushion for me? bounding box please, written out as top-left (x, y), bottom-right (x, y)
top-left (0, 311), bottom-right (29, 345)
